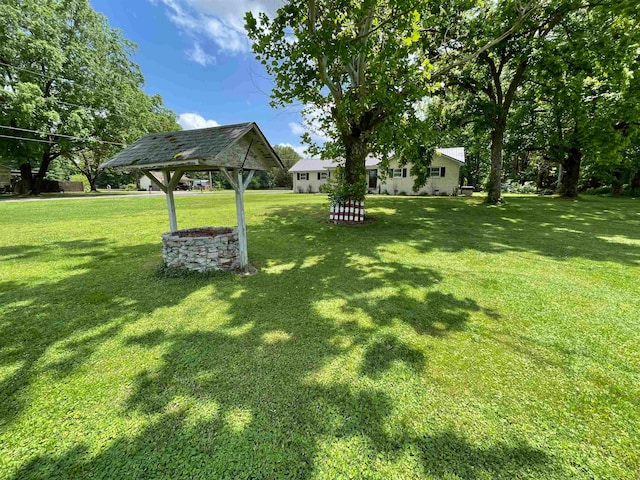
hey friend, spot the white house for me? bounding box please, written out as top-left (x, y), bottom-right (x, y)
top-left (139, 171), bottom-right (194, 191)
top-left (289, 148), bottom-right (465, 195)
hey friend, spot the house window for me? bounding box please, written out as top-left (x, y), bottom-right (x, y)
top-left (392, 168), bottom-right (403, 178)
top-left (430, 167), bottom-right (446, 177)
top-left (297, 173), bottom-right (309, 181)
top-left (318, 172), bottom-right (329, 180)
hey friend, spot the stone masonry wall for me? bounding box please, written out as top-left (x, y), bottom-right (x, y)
top-left (162, 227), bottom-right (240, 272)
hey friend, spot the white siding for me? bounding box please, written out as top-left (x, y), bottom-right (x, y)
top-left (290, 153), bottom-right (462, 196)
top-left (292, 171), bottom-right (331, 193)
top-left (380, 154), bottom-right (461, 195)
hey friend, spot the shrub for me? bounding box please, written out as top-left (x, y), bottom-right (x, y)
top-left (583, 186), bottom-right (612, 196)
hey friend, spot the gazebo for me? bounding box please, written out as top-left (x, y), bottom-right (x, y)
top-left (101, 122), bottom-right (284, 273)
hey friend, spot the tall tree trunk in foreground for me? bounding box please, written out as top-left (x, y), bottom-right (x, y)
top-left (343, 132), bottom-right (368, 193)
top-left (487, 119), bottom-right (506, 204)
top-left (32, 146), bottom-right (58, 195)
top-left (559, 146), bottom-right (582, 197)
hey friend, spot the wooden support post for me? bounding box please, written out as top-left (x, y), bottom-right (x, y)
top-left (235, 169), bottom-right (249, 270)
top-left (163, 170), bottom-right (178, 232)
top-left (221, 168), bottom-right (253, 270)
top-left (163, 169), bottom-right (186, 233)
top-left (141, 169), bottom-right (166, 192)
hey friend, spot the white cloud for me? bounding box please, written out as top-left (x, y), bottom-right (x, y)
top-left (178, 113), bottom-right (220, 130)
top-left (288, 104), bottom-right (334, 143)
top-left (186, 42), bottom-right (216, 66)
top-left (151, 0), bottom-right (278, 60)
top-left (276, 143), bottom-right (308, 157)
top-left (288, 122), bottom-right (306, 136)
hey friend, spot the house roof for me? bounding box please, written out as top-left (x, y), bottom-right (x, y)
top-left (289, 157), bottom-right (381, 173)
top-left (437, 147), bottom-right (465, 164)
top-left (289, 148), bottom-right (464, 173)
top-left (289, 159), bottom-right (337, 172)
top-left (100, 122), bottom-right (284, 172)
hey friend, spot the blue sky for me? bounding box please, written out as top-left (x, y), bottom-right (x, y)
top-left (90, 0), bottom-right (310, 155)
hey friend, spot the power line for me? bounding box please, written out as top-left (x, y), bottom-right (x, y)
top-left (0, 125), bottom-right (125, 146)
top-left (0, 61), bottom-right (57, 81)
top-left (0, 133), bottom-right (55, 144)
top-left (0, 61), bottom-right (145, 121)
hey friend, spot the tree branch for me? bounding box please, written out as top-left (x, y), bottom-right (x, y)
top-left (431, 0), bottom-right (544, 81)
top-left (481, 52), bottom-right (503, 105)
top-left (307, 0), bottom-right (342, 100)
top-left (503, 59), bottom-right (529, 111)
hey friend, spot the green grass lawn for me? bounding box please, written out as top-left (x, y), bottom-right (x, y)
top-left (0, 192), bottom-right (638, 479)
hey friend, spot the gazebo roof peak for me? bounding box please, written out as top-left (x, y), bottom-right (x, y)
top-left (100, 122), bottom-right (283, 172)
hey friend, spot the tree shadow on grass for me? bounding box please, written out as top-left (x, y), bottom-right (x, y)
top-left (363, 195), bottom-right (640, 266)
top-left (0, 241), bottom-right (206, 428)
top-left (4, 202), bottom-right (563, 479)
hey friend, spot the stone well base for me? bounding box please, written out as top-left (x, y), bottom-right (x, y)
top-left (162, 227), bottom-right (240, 272)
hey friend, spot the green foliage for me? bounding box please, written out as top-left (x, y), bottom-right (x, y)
top-left (247, 171), bottom-right (273, 190)
top-left (325, 166), bottom-right (367, 203)
top-left (442, 0), bottom-right (632, 203)
top-left (0, 0), bottom-right (179, 192)
top-left (45, 157), bottom-right (76, 181)
top-left (95, 168), bottom-right (135, 189)
top-left (246, 0), bottom-right (465, 196)
top-left (272, 144), bottom-right (302, 188)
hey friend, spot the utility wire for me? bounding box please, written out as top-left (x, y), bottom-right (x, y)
top-left (0, 133), bottom-right (55, 144)
top-left (1, 61), bottom-right (145, 121)
top-left (0, 61), bottom-right (58, 80)
top-left (0, 125), bottom-right (126, 146)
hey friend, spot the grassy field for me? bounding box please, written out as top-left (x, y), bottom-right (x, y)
top-left (0, 192), bottom-right (638, 479)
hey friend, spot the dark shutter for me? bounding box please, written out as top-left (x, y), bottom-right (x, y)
top-left (317, 172), bottom-right (321, 180)
top-left (440, 167), bottom-right (446, 177)
top-left (402, 168), bottom-right (407, 178)
top-left (297, 173), bottom-right (300, 181)
top-left (388, 169), bottom-right (393, 177)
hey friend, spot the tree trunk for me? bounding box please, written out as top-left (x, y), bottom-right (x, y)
top-left (611, 170), bottom-right (623, 196)
top-left (342, 132), bottom-right (368, 197)
top-left (559, 147), bottom-right (582, 198)
top-left (32, 147), bottom-right (55, 195)
top-left (487, 120), bottom-right (506, 204)
top-left (18, 163), bottom-right (33, 194)
top-left (89, 176), bottom-right (98, 192)
top-left (630, 169), bottom-right (640, 193)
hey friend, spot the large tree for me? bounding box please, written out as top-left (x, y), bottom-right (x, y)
top-left (67, 93), bottom-right (180, 191)
top-left (0, 0), bottom-right (170, 194)
top-left (444, 0), bottom-right (627, 203)
top-left (246, 1), bottom-right (566, 205)
top-left (506, 6), bottom-right (640, 197)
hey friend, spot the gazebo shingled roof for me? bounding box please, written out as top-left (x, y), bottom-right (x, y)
top-left (101, 122), bottom-right (283, 171)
